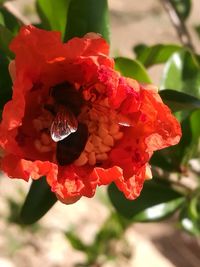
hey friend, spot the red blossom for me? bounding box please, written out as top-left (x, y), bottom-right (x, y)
top-left (0, 25), bottom-right (181, 203)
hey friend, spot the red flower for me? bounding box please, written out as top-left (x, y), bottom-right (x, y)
top-left (0, 26), bottom-right (181, 203)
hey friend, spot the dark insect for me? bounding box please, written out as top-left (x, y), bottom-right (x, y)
top-left (49, 82), bottom-right (88, 166)
top-left (50, 106), bottom-right (78, 142)
top-left (50, 82), bottom-right (84, 116)
top-left (56, 123), bottom-right (88, 166)
top-left (50, 82), bottom-right (84, 142)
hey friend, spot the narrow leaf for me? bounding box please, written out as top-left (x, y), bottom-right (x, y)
top-left (65, 0), bottom-right (109, 42)
top-left (65, 232), bottom-right (88, 251)
top-left (134, 44), bottom-right (181, 67)
top-left (180, 202), bottom-right (200, 236)
top-left (20, 177), bottom-right (57, 224)
top-left (36, 0), bottom-right (71, 39)
top-left (160, 89), bottom-right (200, 112)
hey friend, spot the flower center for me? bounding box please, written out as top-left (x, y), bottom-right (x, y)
top-left (32, 82), bottom-right (125, 167)
top-left (32, 110), bottom-right (56, 157)
top-left (74, 97), bottom-right (124, 166)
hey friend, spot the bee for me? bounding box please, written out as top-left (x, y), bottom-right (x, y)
top-left (50, 106), bottom-right (78, 142)
top-left (56, 123), bottom-right (88, 166)
top-left (49, 82), bottom-right (84, 142)
top-left (48, 82), bottom-right (88, 166)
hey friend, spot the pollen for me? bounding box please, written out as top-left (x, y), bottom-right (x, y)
top-left (74, 97), bottom-right (124, 167)
top-left (33, 110), bottom-right (55, 153)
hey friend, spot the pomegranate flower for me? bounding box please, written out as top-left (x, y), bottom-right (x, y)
top-left (0, 26), bottom-right (181, 203)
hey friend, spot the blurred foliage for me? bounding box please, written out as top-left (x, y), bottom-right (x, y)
top-left (134, 44), bottom-right (181, 67)
top-left (171, 0), bottom-right (191, 20)
top-left (66, 213), bottom-right (130, 266)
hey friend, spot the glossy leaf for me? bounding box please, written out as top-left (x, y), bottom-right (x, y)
top-left (115, 57), bottom-right (151, 83)
top-left (36, 0), bottom-right (71, 38)
top-left (20, 177), bottom-right (57, 224)
top-left (133, 198), bottom-right (184, 221)
top-left (108, 180), bottom-right (184, 221)
top-left (160, 89), bottom-right (200, 112)
top-left (160, 50), bottom-right (200, 167)
top-left (160, 50), bottom-right (200, 99)
top-left (65, 0), bottom-right (109, 43)
top-left (134, 44), bottom-right (181, 67)
top-left (171, 0), bottom-right (191, 20)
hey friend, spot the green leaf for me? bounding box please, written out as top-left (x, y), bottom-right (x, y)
top-left (160, 50), bottom-right (200, 167)
top-left (133, 198), bottom-right (184, 221)
top-left (180, 215), bottom-right (200, 235)
top-left (114, 57), bottom-right (151, 83)
top-left (0, 51), bottom-right (12, 114)
top-left (65, 232), bottom-right (88, 252)
top-left (194, 24), bottom-right (200, 40)
top-left (134, 44), bottom-right (181, 67)
top-left (171, 0), bottom-right (191, 20)
top-left (186, 110), bottom-right (200, 157)
top-left (65, 0), bottom-right (109, 43)
top-left (160, 50), bottom-right (200, 99)
top-left (0, 7), bottom-right (21, 34)
top-left (162, 116), bottom-right (193, 169)
top-left (0, 24), bottom-right (14, 115)
top-left (159, 89), bottom-right (200, 112)
top-left (20, 177), bottom-right (57, 224)
top-left (36, 0), bottom-right (71, 39)
top-left (0, 0), bottom-right (8, 5)
top-left (0, 24), bottom-right (14, 58)
top-left (180, 196), bottom-right (200, 236)
top-left (108, 179), bottom-right (184, 221)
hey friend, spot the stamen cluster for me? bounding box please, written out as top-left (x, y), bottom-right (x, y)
top-left (75, 98), bottom-right (124, 166)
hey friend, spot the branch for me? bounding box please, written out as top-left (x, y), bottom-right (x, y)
top-left (160, 0), bottom-right (195, 52)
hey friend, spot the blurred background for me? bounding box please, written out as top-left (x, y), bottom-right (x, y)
top-left (1, 0), bottom-right (200, 266)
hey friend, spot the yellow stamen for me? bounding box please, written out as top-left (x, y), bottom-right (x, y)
top-left (88, 152), bottom-right (96, 166)
top-left (74, 152), bottom-right (88, 166)
top-left (103, 135), bottom-right (114, 147)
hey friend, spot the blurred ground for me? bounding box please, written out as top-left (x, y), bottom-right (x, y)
top-left (1, 0), bottom-right (200, 266)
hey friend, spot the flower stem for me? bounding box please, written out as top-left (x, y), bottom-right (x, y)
top-left (160, 0), bottom-right (195, 52)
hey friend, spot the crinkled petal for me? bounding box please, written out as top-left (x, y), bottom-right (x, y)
top-left (2, 154), bottom-right (57, 182)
